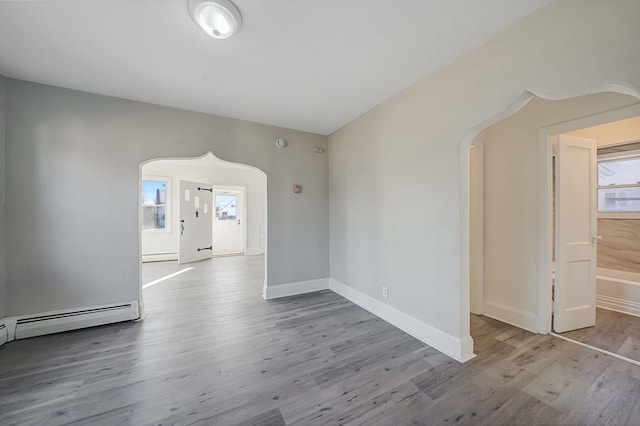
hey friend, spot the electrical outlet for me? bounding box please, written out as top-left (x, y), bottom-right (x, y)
top-left (382, 286), bottom-right (389, 299)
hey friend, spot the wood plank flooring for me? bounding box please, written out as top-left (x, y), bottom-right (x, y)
top-left (1, 255), bottom-right (640, 425)
top-left (559, 307), bottom-right (640, 363)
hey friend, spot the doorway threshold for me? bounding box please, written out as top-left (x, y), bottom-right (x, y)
top-left (550, 332), bottom-right (640, 367)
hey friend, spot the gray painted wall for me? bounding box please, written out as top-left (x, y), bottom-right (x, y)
top-left (4, 80), bottom-right (329, 316)
top-left (0, 75), bottom-right (5, 318)
top-left (329, 0), bottom-right (640, 347)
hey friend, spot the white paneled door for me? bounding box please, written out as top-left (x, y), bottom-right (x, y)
top-left (553, 135), bottom-right (597, 333)
top-left (179, 181), bottom-right (213, 264)
top-left (213, 188), bottom-right (244, 255)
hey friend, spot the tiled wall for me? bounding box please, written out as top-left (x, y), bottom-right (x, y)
top-left (598, 219), bottom-right (640, 274)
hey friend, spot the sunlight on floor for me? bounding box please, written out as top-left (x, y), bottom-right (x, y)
top-left (142, 268), bottom-right (193, 289)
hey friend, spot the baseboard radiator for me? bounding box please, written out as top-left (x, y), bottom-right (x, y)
top-left (0, 301), bottom-right (139, 344)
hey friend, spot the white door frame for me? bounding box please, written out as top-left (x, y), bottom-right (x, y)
top-left (459, 86), bottom-right (640, 361)
top-left (536, 102), bottom-right (640, 333)
top-left (469, 134), bottom-right (485, 315)
top-left (212, 185), bottom-right (247, 255)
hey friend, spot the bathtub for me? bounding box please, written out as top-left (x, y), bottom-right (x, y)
top-left (596, 268), bottom-right (640, 317)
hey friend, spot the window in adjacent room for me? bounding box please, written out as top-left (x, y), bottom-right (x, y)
top-left (598, 150), bottom-right (640, 217)
top-left (142, 178), bottom-right (170, 230)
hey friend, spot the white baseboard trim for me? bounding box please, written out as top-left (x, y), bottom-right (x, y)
top-left (483, 300), bottom-right (538, 333)
top-left (142, 253), bottom-right (178, 262)
top-left (597, 268), bottom-right (640, 284)
top-left (136, 301), bottom-right (146, 322)
top-left (597, 294), bottom-right (640, 318)
top-left (263, 278), bottom-right (330, 300)
top-left (245, 248), bottom-right (264, 256)
top-left (9, 300), bottom-right (139, 341)
top-left (459, 334), bottom-right (476, 362)
top-left (329, 279), bottom-right (474, 363)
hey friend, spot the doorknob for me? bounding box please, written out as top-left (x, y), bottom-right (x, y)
top-left (181, 220), bottom-right (185, 235)
top-left (237, 219), bottom-right (241, 225)
top-left (592, 235), bottom-right (602, 243)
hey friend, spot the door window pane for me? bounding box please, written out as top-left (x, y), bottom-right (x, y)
top-left (216, 194), bottom-right (237, 220)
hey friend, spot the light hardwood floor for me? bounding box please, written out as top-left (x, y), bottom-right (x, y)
top-left (1, 255), bottom-right (640, 425)
top-left (559, 307), bottom-right (640, 363)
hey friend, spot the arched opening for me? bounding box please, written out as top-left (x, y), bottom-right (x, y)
top-left (460, 85), bottom-right (640, 360)
top-left (137, 151), bottom-right (267, 319)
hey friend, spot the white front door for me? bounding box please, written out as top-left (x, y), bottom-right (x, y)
top-left (179, 181), bottom-right (213, 264)
top-left (212, 188), bottom-right (244, 255)
top-left (554, 135), bottom-right (597, 333)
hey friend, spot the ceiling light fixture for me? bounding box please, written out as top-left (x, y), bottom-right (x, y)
top-left (189, 0), bottom-right (242, 40)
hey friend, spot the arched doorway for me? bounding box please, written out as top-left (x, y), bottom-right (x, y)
top-left (460, 85), bottom-right (640, 359)
top-left (137, 151), bottom-right (267, 319)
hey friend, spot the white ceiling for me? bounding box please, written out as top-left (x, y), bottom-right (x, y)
top-left (0, 0), bottom-right (552, 135)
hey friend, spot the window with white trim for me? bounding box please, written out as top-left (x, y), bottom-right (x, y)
top-left (142, 179), bottom-right (170, 230)
top-left (598, 151), bottom-right (640, 216)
